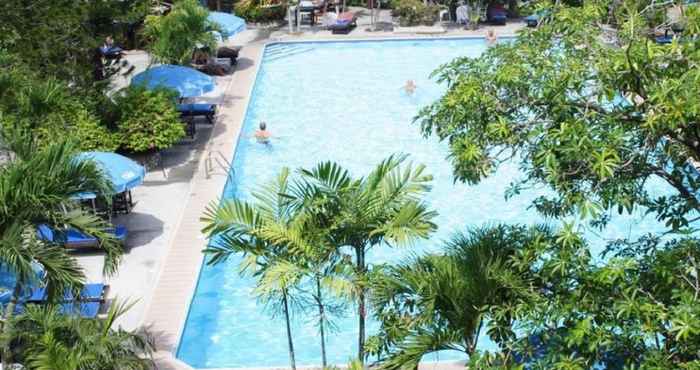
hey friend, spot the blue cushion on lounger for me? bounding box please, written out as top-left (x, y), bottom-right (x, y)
top-left (65, 228), bottom-right (99, 246)
top-left (37, 224), bottom-right (126, 248)
top-left (28, 283), bottom-right (107, 303)
top-left (111, 225), bottom-right (128, 242)
top-left (60, 301), bottom-right (101, 318)
top-left (27, 287), bottom-right (47, 303)
top-left (177, 104), bottom-right (215, 114)
top-left (36, 224), bottom-right (55, 242)
top-left (655, 35), bottom-right (674, 44)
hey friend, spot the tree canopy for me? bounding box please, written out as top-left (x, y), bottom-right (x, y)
top-left (418, 0), bottom-right (700, 231)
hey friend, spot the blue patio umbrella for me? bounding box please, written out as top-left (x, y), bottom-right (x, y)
top-left (208, 11), bottom-right (247, 38)
top-left (75, 152), bottom-right (145, 199)
top-left (131, 65), bottom-right (215, 98)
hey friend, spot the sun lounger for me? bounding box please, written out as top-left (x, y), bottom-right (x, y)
top-left (37, 224), bottom-right (127, 249)
top-left (655, 30), bottom-right (675, 44)
top-left (328, 12), bottom-right (357, 34)
top-left (27, 283), bottom-right (109, 304)
top-left (178, 103), bottom-right (217, 124)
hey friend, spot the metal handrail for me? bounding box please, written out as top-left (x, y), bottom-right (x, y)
top-left (205, 150), bottom-right (235, 181)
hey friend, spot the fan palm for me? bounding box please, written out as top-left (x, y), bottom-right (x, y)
top-left (370, 224), bottom-right (550, 369)
top-left (0, 135), bottom-right (124, 365)
top-left (7, 300), bottom-right (154, 370)
top-left (296, 154), bottom-right (438, 362)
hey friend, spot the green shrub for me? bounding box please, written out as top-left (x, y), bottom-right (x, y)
top-left (36, 103), bottom-right (121, 152)
top-left (391, 0), bottom-right (441, 26)
top-left (0, 61), bottom-right (120, 151)
top-left (143, 0), bottom-right (218, 65)
top-left (234, 0), bottom-right (286, 23)
top-left (114, 86), bottom-right (185, 153)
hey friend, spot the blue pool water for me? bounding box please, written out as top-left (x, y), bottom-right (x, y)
top-left (177, 38), bottom-right (669, 368)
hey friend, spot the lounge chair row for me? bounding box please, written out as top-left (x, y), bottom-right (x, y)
top-left (16, 283), bottom-right (109, 319)
top-left (37, 224), bottom-right (128, 250)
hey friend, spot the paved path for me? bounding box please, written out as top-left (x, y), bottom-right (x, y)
top-left (141, 44), bottom-right (264, 370)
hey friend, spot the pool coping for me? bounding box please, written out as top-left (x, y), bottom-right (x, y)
top-left (146, 33), bottom-right (519, 370)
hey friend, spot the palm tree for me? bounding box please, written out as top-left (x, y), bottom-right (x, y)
top-left (203, 168), bottom-right (308, 370)
top-left (296, 245), bottom-right (350, 368)
top-left (255, 259), bottom-right (304, 370)
top-left (369, 224), bottom-right (550, 369)
top-left (296, 154), bottom-right (438, 362)
top-left (0, 135), bottom-right (125, 365)
top-left (7, 300), bottom-right (154, 369)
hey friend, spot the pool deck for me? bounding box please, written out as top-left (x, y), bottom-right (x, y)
top-left (113, 18), bottom-right (525, 370)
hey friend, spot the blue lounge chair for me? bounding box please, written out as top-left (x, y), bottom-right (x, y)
top-left (178, 103), bottom-right (217, 124)
top-left (27, 283), bottom-right (108, 303)
top-left (37, 224), bottom-right (127, 249)
top-left (655, 35), bottom-right (674, 44)
top-left (12, 302), bottom-right (101, 318)
top-left (60, 301), bottom-right (101, 318)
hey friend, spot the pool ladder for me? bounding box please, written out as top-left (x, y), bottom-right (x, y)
top-left (205, 150), bottom-right (235, 182)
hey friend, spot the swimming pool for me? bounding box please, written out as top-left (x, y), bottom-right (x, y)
top-left (177, 38), bottom-right (669, 368)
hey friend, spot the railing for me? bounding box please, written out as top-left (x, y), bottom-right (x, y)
top-left (205, 150), bottom-right (235, 181)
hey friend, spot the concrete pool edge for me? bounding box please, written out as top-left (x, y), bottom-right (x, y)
top-left (152, 33), bottom-right (520, 370)
top-left (142, 43), bottom-right (266, 370)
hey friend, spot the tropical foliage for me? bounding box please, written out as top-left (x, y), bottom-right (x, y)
top-left (114, 86), bottom-right (185, 152)
top-left (234, 0), bottom-right (287, 23)
top-left (393, 0), bottom-right (700, 368)
top-left (144, 0), bottom-right (219, 65)
top-left (392, 0), bottom-right (442, 27)
top-left (292, 155), bottom-right (438, 361)
top-left (0, 0), bottom-right (145, 94)
top-left (0, 135), bottom-right (125, 365)
top-left (0, 57), bottom-right (121, 152)
top-left (7, 301), bottom-right (154, 370)
top-left (202, 155), bottom-right (438, 365)
top-left (203, 168), bottom-right (312, 370)
top-left (417, 0), bottom-right (700, 231)
top-left (368, 225), bottom-right (547, 369)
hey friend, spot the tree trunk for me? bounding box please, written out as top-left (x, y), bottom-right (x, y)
top-left (316, 277), bottom-right (327, 368)
top-left (217, 0), bottom-right (222, 11)
top-left (2, 284), bottom-right (22, 367)
top-left (356, 246), bottom-right (366, 363)
top-left (282, 291), bottom-right (297, 370)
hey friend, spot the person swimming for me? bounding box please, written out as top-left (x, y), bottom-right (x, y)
top-left (486, 29), bottom-right (498, 46)
top-left (254, 121), bottom-right (271, 144)
top-left (402, 80), bottom-right (417, 95)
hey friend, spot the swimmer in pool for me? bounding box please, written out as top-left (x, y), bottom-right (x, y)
top-left (486, 29), bottom-right (498, 46)
top-left (402, 80), bottom-right (417, 96)
top-left (254, 121), bottom-right (271, 144)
